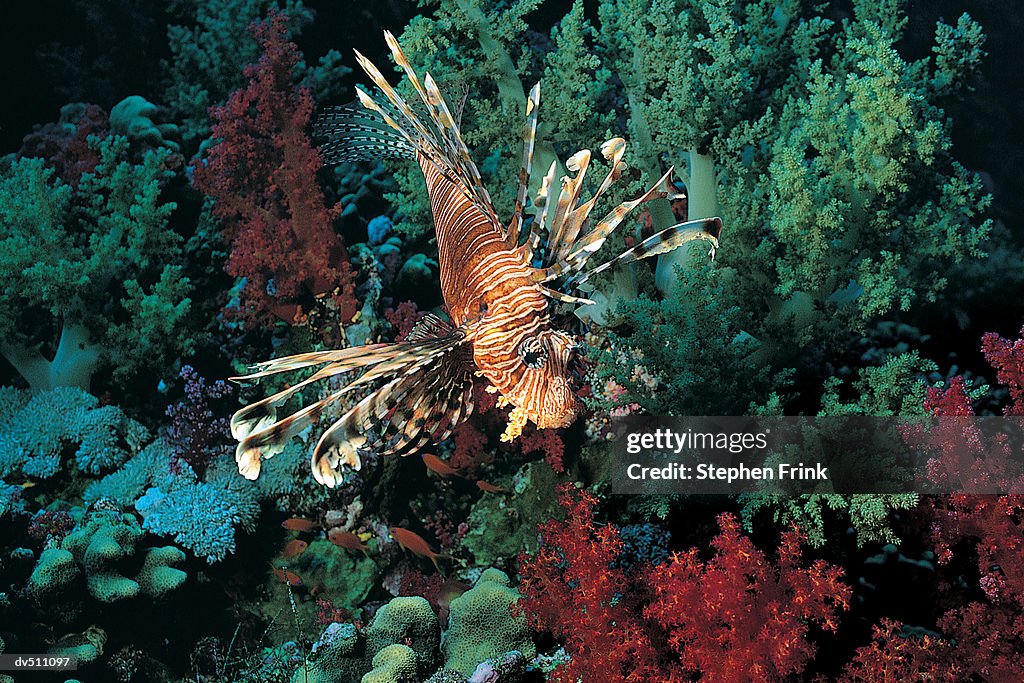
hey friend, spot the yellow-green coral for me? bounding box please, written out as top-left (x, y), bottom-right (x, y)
top-left (442, 568), bottom-right (535, 677)
top-left (361, 645), bottom-right (418, 683)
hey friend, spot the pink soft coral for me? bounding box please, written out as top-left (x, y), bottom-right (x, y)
top-left (193, 11), bottom-right (356, 326)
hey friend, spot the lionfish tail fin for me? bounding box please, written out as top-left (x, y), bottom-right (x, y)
top-left (574, 217), bottom-right (723, 286)
top-left (231, 315), bottom-right (476, 486)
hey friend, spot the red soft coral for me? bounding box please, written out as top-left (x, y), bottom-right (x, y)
top-left (518, 485), bottom-right (850, 682)
top-left (981, 324), bottom-right (1024, 415)
top-left (517, 485), bottom-right (663, 682)
top-left (518, 426), bottom-right (565, 473)
top-left (840, 619), bottom-right (959, 682)
top-left (193, 11), bottom-right (356, 326)
top-left (18, 104), bottom-right (107, 186)
top-left (384, 300), bottom-right (426, 340)
top-left (900, 322), bottom-right (1024, 681)
top-left (645, 514), bottom-right (850, 681)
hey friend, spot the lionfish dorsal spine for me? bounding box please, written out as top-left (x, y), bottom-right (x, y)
top-left (506, 82), bottom-right (541, 249)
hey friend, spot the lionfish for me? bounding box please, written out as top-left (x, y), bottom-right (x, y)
top-left (231, 32), bottom-right (722, 487)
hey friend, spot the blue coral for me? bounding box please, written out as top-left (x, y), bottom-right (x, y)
top-left (84, 438), bottom-right (185, 506)
top-left (0, 387), bottom-right (148, 481)
top-left (615, 523), bottom-right (672, 570)
top-left (136, 466), bottom-right (259, 564)
top-left (87, 441), bottom-right (260, 563)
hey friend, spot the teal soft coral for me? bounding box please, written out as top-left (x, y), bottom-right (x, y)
top-left (0, 136), bottom-right (192, 391)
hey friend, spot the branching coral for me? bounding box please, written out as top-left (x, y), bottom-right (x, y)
top-left (913, 324), bottom-right (1024, 680)
top-left (594, 0), bottom-right (992, 317)
top-left (0, 387), bottom-right (148, 481)
top-left (740, 353), bottom-right (932, 547)
top-left (85, 439), bottom-right (261, 564)
top-left (586, 259), bottom-right (776, 418)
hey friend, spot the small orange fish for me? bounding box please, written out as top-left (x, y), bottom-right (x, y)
top-left (271, 565), bottom-right (303, 586)
top-left (281, 517), bottom-right (318, 532)
top-left (421, 453), bottom-right (463, 478)
top-left (390, 526), bottom-right (448, 573)
top-left (476, 479), bottom-right (507, 494)
top-left (328, 528), bottom-right (369, 554)
top-left (281, 539), bottom-right (308, 558)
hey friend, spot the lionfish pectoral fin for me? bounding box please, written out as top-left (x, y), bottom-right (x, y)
top-left (311, 334), bottom-right (476, 488)
top-left (572, 217), bottom-right (723, 286)
top-left (231, 315), bottom-right (473, 484)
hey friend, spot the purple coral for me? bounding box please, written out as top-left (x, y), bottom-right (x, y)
top-left (165, 365), bottom-right (233, 475)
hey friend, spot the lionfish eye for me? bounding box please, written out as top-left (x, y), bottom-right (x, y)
top-left (519, 337), bottom-right (548, 369)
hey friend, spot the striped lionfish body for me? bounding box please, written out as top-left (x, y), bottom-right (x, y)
top-left (230, 32), bottom-right (723, 487)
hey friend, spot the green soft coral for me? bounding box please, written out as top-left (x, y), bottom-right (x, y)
top-left (0, 137), bottom-right (192, 390)
top-left (586, 257), bottom-right (781, 417)
top-left (598, 0), bottom-right (989, 341)
top-left (766, 18), bottom-right (989, 323)
top-left (740, 353), bottom-right (933, 547)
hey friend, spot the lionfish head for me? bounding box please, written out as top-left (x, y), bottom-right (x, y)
top-left (491, 328), bottom-right (584, 431)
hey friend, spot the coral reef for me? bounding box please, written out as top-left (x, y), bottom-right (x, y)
top-left (1, 1), bottom-right (1022, 680)
top-left (518, 485), bottom-right (850, 681)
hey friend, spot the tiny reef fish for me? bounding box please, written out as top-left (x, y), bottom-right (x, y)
top-left (230, 31), bottom-right (722, 487)
top-left (281, 517), bottom-right (318, 532)
top-left (390, 526), bottom-right (448, 573)
top-left (281, 539), bottom-right (308, 558)
top-left (476, 479), bottom-right (507, 494)
top-left (421, 453), bottom-right (463, 478)
top-left (271, 565), bottom-right (304, 586)
top-left (328, 528), bottom-right (369, 554)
